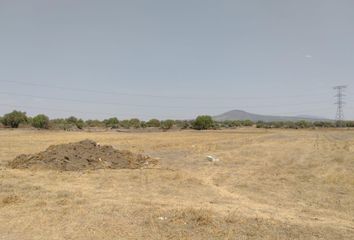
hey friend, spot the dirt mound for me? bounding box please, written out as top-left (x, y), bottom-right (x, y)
top-left (8, 140), bottom-right (157, 171)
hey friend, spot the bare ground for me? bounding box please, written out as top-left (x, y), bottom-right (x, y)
top-left (0, 128), bottom-right (353, 239)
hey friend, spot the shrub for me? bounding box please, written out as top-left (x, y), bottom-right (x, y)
top-left (85, 119), bottom-right (104, 127)
top-left (129, 118), bottom-right (141, 128)
top-left (222, 120), bottom-right (242, 128)
top-left (192, 115), bottom-right (214, 130)
top-left (175, 120), bottom-right (192, 129)
top-left (50, 118), bottom-right (66, 129)
top-left (118, 120), bottom-right (129, 129)
top-left (345, 121), bottom-right (354, 127)
top-left (146, 119), bottom-right (160, 127)
top-left (1, 110), bottom-right (27, 128)
top-left (295, 120), bottom-right (313, 129)
top-left (313, 121), bottom-right (334, 128)
top-left (140, 121), bottom-right (147, 128)
top-left (160, 119), bottom-right (174, 130)
top-left (240, 120), bottom-right (254, 126)
top-left (103, 117), bottom-right (119, 128)
top-left (256, 121), bottom-right (266, 128)
top-left (76, 119), bottom-right (85, 129)
top-left (65, 116), bottom-right (85, 129)
top-left (26, 117), bottom-right (33, 126)
top-left (32, 114), bottom-right (50, 129)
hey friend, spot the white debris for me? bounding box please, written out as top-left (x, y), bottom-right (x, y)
top-left (96, 142), bottom-right (101, 147)
top-left (206, 155), bottom-right (220, 162)
top-left (158, 216), bottom-right (167, 221)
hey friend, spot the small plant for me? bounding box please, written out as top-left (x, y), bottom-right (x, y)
top-left (160, 120), bottom-right (174, 130)
top-left (85, 119), bottom-right (104, 127)
top-left (103, 117), bottom-right (119, 128)
top-left (192, 115), bottom-right (214, 130)
top-left (65, 116), bottom-right (85, 129)
top-left (119, 119), bottom-right (130, 129)
top-left (32, 114), bottom-right (50, 129)
top-left (129, 118), bottom-right (141, 128)
top-left (146, 119), bottom-right (160, 127)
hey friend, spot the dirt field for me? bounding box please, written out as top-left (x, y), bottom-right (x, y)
top-left (0, 128), bottom-right (353, 239)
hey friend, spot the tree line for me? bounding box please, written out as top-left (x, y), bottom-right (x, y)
top-left (1, 110), bottom-right (353, 130)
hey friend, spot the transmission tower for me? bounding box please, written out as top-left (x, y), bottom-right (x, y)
top-left (333, 85), bottom-right (347, 127)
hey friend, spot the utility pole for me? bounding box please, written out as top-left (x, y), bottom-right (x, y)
top-left (333, 85), bottom-right (347, 127)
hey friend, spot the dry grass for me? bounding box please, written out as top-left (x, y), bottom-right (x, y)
top-left (0, 128), bottom-right (353, 239)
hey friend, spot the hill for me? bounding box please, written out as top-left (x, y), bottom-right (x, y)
top-left (213, 110), bottom-right (331, 122)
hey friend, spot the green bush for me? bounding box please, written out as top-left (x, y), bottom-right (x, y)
top-left (238, 120), bottom-right (253, 126)
top-left (85, 119), bottom-right (104, 127)
top-left (221, 120), bottom-right (243, 128)
top-left (146, 119), bottom-right (160, 127)
top-left (160, 120), bottom-right (174, 130)
top-left (32, 114), bottom-right (50, 129)
top-left (192, 115), bottom-right (214, 130)
top-left (103, 117), bottom-right (119, 128)
top-left (295, 120), bottom-right (313, 129)
top-left (140, 121), bottom-right (147, 128)
top-left (345, 121), bottom-right (354, 128)
top-left (1, 110), bottom-right (27, 128)
top-left (129, 118), bottom-right (141, 128)
top-left (256, 121), bottom-right (267, 128)
top-left (175, 120), bottom-right (192, 129)
top-left (65, 116), bottom-right (85, 129)
top-left (119, 120), bottom-right (130, 129)
top-left (313, 121), bottom-right (329, 128)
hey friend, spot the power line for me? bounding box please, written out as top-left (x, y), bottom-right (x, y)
top-left (0, 79), bottom-right (331, 101)
top-left (334, 85), bottom-right (347, 126)
top-left (0, 91), bottom-right (331, 109)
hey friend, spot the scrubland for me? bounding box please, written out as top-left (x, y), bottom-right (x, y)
top-left (0, 128), bottom-right (353, 239)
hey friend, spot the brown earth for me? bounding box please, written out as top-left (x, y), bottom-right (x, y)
top-left (8, 139), bottom-right (156, 171)
top-left (0, 128), bottom-right (353, 239)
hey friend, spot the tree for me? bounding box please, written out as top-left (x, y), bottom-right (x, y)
top-left (1, 110), bottom-right (27, 128)
top-left (85, 119), bottom-right (104, 128)
top-left (120, 119), bottom-right (130, 129)
top-left (160, 120), bottom-right (174, 130)
top-left (103, 117), bottom-right (119, 128)
top-left (345, 121), bottom-right (354, 128)
top-left (65, 116), bottom-right (84, 129)
top-left (240, 120), bottom-right (254, 127)
top-left (295, 120), bottom-right (312, 129)
top-left (146, 119), bottom-right (160, 127)
top-left (175, 120), bottom-right (192, 129)
top-left (32, 114), bottom-right (50, 129)
top-left (76, 119), bottom-right (85, 129)
top-left (129, 118), bottom-right (141, 128)
top-left (192, 115), bottom-right (214, 130)
top-left (140, 121), bottom-right (147, 128)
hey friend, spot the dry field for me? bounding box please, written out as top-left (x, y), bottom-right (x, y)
top-left (0, 128), bottom-right (353, 239)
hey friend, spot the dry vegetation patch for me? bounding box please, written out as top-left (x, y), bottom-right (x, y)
top-left (0, 129), bottom-right (353, 239)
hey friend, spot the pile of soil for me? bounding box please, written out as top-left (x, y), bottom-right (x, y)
top-left (8, 140), bottom-right (157, 171)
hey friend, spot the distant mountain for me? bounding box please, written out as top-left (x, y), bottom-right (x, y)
top-left (213, 110), bottom-right (332, 122)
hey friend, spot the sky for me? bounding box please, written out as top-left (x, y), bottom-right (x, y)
top-left (0, 0), bottom-right (353, 120)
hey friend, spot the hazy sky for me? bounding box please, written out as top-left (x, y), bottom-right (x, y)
top-left (0, 0), bottom-right (353, 120)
